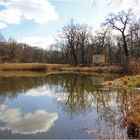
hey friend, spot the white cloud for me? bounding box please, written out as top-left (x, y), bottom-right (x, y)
top-left (18, 36), bottom-right (55, 49)
top-left (0, 0), bottom-right (59, 28)
top-left (0, 22), bottom-right (7, 28)
top-left (0, 105), bottom-right (58, 134)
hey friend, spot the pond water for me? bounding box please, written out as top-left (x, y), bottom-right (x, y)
top-left (0, 73), bottom-right (139, 139)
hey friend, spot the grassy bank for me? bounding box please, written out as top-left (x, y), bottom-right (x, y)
top-left (0, 63), bottom-right (69, 72)
top-left (0, 64), bottom-right (123, 74)
top-left (102, 75), bottom-right (140, 88)
top-left (60, 65), bottom-right (123, 73)
top-left (124, 95), bottom-right (140, 138)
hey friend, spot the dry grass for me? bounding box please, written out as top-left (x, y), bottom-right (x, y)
top-left (0, 71), bottom-right (47, 77)
top-left (45, 63), bottom-right (69, 71)
top-left (124, 95), bottom-right (140, 138)
top-left (128, 61), bottom-right (140, 74)
top-left (59, 65), bottom-right (123, 73)
top-left (102, 75), bottom-right (140, 88)
top-left (0, 71), bottom-right (76, 77)
top-left (0, 63), bottom-right (69, 72)
top-left (0, 64), bottom-right (123, 74)
top-left (126, 95), bottom-right (140, 127)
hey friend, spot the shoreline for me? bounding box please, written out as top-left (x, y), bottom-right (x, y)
top-left (2, 63), bottom-right (139, 88)
top-left (0, 63), bottom-right (123, 73)
top-left (102, 75), bottom-right (140, 88)
top-left (0, 63), bottom-right (69, 71)
top-left (59, 65), bottom-right (124, 73)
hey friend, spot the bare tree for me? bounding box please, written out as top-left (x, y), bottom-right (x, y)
top-left (62, 20), bottom-right (79, 66)
top-left (0, 34), bottom-right (49, 63)
top-left (57, 20), bottom-right (92, 66)
top-left (92, 28), bottom-right (109, 54)
top-left (128, 21), bottom-right (140, 61)
top-left (103, 9), bottom-right (133, 66)
top-left (94, 0), bottom-right (139, 6)
top-left (78, 25), bottom-right (92, 66)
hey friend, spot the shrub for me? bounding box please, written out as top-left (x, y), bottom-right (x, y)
top-left (128, 61), bottom-right (140, 74)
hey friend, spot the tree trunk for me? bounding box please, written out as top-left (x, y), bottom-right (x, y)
top-left (71, 46), bottom-right (78, 66)
top-left (81, 45), bottom-right (85, 66)
top-left (122, 33), bottom-right (130, 73)
top-left (122, 34), bottom-right (129, 57)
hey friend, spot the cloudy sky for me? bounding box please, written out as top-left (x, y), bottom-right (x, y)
top-left (0, 0), bottom-right (139, 49)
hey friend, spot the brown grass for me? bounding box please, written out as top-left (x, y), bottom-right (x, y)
top-left (0, 64), bottom-right (123, 74)
top-left (126, 95), bottom-right (140, 127)
top-left (102, 75), bottom-right (140, 88)
top-left (124, 95), bottom-right (140, 138)
top-left (0, 71), bottom-right (47, 77)
top-left (59, 65), bottom-right (123, 73)
top-left (128, 61), bottom-right (140, 74)
top-left (0, 71), bottom-right (76, 77)
top-left (0, 63), bottom-right (69, 72)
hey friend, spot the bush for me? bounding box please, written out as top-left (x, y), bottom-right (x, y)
top-left (128, 61), bottom-right (140, 74)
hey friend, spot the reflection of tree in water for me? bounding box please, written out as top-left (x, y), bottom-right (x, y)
top-left (0, 73), bottom-right (102, 114)
top-left (0, 73), bottom-right (139, 138)
top-left (55, 75), bottom-right (140, 139)
top-left (93, 89), bottom-right (140, 139)
top-left (0, 76), bottom-right (50, 98)
top-left (0, 96), bottom-right (6, 105)
top-left (58, 74), bottom-right (98, 117)
top-left (122, 93), bottom-right (140, 139)
top-left (0, 73), bottom-right (101, 98)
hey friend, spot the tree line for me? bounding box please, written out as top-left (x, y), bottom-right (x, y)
top-left (0, 9), bottom-right (140, 68)
top-left (0, 37), bottom-right (63, 63)
top-left (55, 10), bottom-right (140, 67)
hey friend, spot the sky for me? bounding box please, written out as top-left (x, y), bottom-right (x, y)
top-left (0, 0), bottom-right (139, 49)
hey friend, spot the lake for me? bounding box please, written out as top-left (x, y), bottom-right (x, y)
top-left (0, 73), bottom-right (139, 139)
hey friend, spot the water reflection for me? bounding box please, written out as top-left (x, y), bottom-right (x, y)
top-left (0, 73), bottom-right (139, 138)
top-left (0, 104), bottom-right (58, 134)
top-left (0, 74), bottom-right (101, 99)
top-left (92, 89), bottom-right (140, 139)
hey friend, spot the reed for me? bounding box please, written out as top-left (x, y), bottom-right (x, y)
top-left (0, 63), bottom-right (69, 71)
top-left (59, 65), bottom-right (123, 73)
